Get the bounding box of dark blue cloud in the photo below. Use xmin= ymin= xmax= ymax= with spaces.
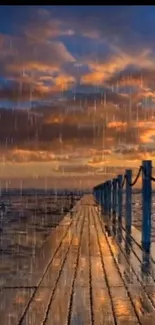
xmin=0 ymin=5 xmax=155 ymax=109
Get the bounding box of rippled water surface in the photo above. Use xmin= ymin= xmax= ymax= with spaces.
xmin=122 ymin=192 xmax=155 ymax=242
xmin=0 ymin=190 xmax=80 ymax=285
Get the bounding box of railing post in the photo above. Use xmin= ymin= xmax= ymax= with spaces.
xmin=95 ymin=187 xmax=98 ymax=203
xmin=142 ymin=160 xmax=152 ymax=253
xmin=104 ymin=181 xmax=108 ymax=214
xmin=96 ymin=188 xmax=98 ymax=203
xmin=116 ymin=176 xmax=122 ymax=242
xmin=100 ymin=184 xmax=104 ymax=214
xmin=125 ymin=169 xmax=132 ymax=235
xmin=112 ymin=178 xmax=117 ymax=216
xmin=97 ymin=187 xmax=100 ymax=205
xmin=118 ymin=175 xmax=123 ymax=223
xmin=106 ymin=181 xmax=109 ymax=215
xmin=104 ymin=181 xmax=108 ymax=215
xmin=102 ymin=183 xmax=104 ymax=212
xmin=93 ymin=188 xmax=95 ymax=200
xmin=108 ymin=180 xmax=112 ymax=217
xmin=112 ymin=178 xmax=117 ymax=235
xmin=99 ymin=185 xmax=102 ymax=205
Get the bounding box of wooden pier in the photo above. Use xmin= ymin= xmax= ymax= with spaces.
xmin=1 ymin=194 xmax=155 ymax=325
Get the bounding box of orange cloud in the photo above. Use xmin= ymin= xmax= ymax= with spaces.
xmin=0 ymin=30 xmax=75 ymax=101
xmin=107 ymin=121 xmax=127 ymax=129
xmin=140 ymin=129 xmax=155 ymax=144
xmin=81 ymin=48 xmax=155 ymax=86
xmin=134 ymin=120 xmax=155 ymax=144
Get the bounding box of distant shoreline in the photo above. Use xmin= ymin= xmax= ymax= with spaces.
xmin=0 ymin=188 xmax=152 ymax=197
xmin=0 ymin=188 xmax=91 ymax=196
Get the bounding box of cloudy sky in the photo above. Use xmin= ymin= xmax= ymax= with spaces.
xmin=0 ymin=5 xmax=154 ymax=188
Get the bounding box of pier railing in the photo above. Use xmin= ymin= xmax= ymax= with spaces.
xmin=93 ymin=160 xmax=154 ymax=253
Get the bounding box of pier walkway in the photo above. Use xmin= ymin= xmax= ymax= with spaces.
xmin=1 ymin=194 xmax=155 ymax=325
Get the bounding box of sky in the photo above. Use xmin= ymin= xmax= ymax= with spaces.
xmin=0 ymin=5 xmax=155 ymax=188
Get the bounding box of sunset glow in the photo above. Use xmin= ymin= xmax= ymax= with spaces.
xmin=0 ymin=6 xmax=155 ymax=188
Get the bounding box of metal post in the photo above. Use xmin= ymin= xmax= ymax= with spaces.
xmin=95 ymin=187 xmax=98 ymax=203
xmin=102 ymin=183 xmax=104 ymax=208
xmin=112 ymin=178 xmax=117 ymax=216
xmin=118 ymin=175 xmax=123 ymax=223
xmin=108 ymin=180 xmax=111 ymax=217
xmin=104 ymin=182 xmax=107 ymax=214
xmin=106 ymin=182 xmax=108 ymax=214
xmin=125 ymin=169 xmax=132 ymax=235
xmin=102 ymin=183 xmax=105 ymax=209
xmin=103 ymin=183 xmax=105 ymax=214
xmin=94 ymin=189 xmax=96 ymax=202
xmin=112 ymin=178 xmax=117 ymax=235
xmin=95 ymin=188 xmax=98 ymax=204
xmin=99 ymin=185 xmax=102 ymax=216
xmin=97 ymin=187 xmax=100 ymax=204
xmin=142 ymin=160 xmax=152 ymax=253
xmin=98 ymin=185 xmax=101 ymax=205
xmin=100 ymin=184 xmax=104 ymax=214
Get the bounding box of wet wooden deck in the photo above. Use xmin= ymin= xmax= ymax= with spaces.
xmin=1 ymin=194 xmax=155 ymax=324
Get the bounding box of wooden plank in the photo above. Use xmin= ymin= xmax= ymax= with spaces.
xmin=69 ymin=206 xmax=91 ymax=325
xmin=45 ymin=209 xmax=85 ymax=325
xmin=93 ymin=209 xmax=123 ymax=287
xmin=93 ymin=206 xmax=140 ymax=325
xmin=89 ymin=206 xmax=115 ymax=325
xmin=110 ymin=287 xmax=140 ymax=325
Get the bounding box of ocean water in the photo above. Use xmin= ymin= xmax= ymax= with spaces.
xmin=0 ymin=190 xmax=81 ymax=286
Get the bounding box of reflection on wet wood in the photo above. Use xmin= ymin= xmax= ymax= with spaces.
xmin=46 ymin=209 xmax=85 ymax=325
xmin=93 ymin=209 xmax=140 ymax=325
xmin=70 ymin=211 xmax=91 ymax=325
xmin=89 ymin=207 xmax=115 ymax=325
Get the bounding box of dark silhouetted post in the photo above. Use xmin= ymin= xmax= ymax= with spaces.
xmin=97 ymin=186 xmax=100 ymax=204
xmin=112 ymin=178 xmax=117 ymax=217
xmin=125 ymin=169 xmax=132 ymax=235
xmin=108 ymin=180 xmax=111 ymax=217
xmin=104 ymin=182 xmax=108 ymax=214
xmin=112 ymin=178 xmax=117 ymax=235
xmin=142 ymin=160 xmax=152 ymax=253
xmin=118 ymin=175 xmax=123 ymax=223
xmin=101 ymin=184 xmax=104 ymax=208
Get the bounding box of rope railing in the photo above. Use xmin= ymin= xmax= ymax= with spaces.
xmin=93 ymin=160 xmax=154 ymax=254
xmin=116 ymin=165 xmax=142 ymax=188
xmin=142 ymin=165 xmax=155 ymax=182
